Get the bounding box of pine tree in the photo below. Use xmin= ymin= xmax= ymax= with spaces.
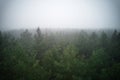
xmin=34 ymin=27 xmax=44 ymax=60
xmin=20 ymin=29 xmax=33 ymax=55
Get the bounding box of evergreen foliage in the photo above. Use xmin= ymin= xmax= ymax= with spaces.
xmin=0 ymin=28 xmax=120 ymax=80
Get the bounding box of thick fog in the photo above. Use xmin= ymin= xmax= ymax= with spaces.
xmin=0 ymin=0 xmax=120 ymax=30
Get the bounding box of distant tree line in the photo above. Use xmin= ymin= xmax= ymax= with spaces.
xmin=0 ymin=28 xmax=120 ymax=80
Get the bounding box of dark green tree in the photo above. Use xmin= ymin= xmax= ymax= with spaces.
xmin=20 ymin=29 xmax=34 ymax=55
xmin=34 ymin=27 xmax=45 ymax=60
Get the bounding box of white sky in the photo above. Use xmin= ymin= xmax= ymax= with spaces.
xmin=0 ymin=0 xmax=119 ymax=30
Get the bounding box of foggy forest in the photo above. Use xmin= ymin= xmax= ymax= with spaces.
xmin=0 ymin=28 xmax=120 ymax=80
xmin=0 ymin=0 xmax=120 ymax=80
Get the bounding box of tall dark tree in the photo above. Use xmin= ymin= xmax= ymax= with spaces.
xmin=88 ymin=32 xmax=99 ymax=57
xmin=100 ymin=31 xmax=108 ymax=49
xmin=20 ymin=29 xmax=33 ymax=55
xmin=109 ymin=30 xmax=120 ymax=62
xmin=34 ymin=27 xmax=44 ymax=60
xmin=111 ymin=30 xmax=118 ymax=42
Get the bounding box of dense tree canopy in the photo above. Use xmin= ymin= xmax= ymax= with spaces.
xmin=0 ymin=28 xmax=120 ymax=80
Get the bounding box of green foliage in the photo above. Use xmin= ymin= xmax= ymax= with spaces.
xmin=0 ymin=29 xmax=120 ymax=80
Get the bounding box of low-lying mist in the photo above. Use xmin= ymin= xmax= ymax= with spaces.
xmin=0 ymin=0 xmax=120 ymax=80
xmin=1 ymin=27 xmax=120 ymax=80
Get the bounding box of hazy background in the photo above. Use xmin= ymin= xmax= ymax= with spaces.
xmin=0 ymin=0 xmax=120 ymax=30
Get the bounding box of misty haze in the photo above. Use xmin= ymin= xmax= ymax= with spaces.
xmin=0 ymin=0 xmax=120 ymax=80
